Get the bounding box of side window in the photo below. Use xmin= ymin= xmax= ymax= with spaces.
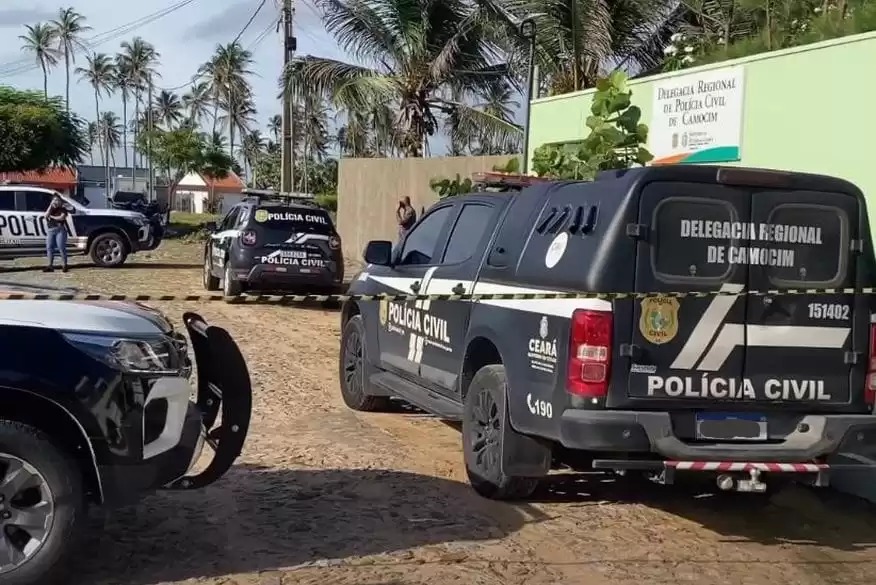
xmin=22 ymin=190 xmax=53 ymax=212
xmin=398 ymin=206 xmax=454 ymax=266
xmin=0 ymin=192 xmax=15 ymax=211
xmin=237 ymin=206 xmax=251 ymax=227
xmin=442 ymin=204 xmax=494 ymax=264
xmin=220 ymin=207 xmax=240 ymax=231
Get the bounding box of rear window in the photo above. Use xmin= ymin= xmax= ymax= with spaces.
xmin=250 ymin=206 xmax=334 ymax=234
xmin=764 ymin=203 xmax=848 ymax=286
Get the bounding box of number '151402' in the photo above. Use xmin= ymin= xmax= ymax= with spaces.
xmin=808 ymin=303 xmax=850 ymax=320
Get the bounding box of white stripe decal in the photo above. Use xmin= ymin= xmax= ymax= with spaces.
xmin=697 ymin=323 xmax=850 ymax=372
xmin=670 ymin=283 xmax=745 ymax=370
xmin=416 ymin=267 xmax=439 ymax=310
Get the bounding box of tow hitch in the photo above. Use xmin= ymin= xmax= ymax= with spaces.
xmin=165 ymin=312 xmax=253 ymax=490
xmin=717 ymin=469 xmax=767 ymax=493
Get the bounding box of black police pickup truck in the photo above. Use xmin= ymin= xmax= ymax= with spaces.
xmin=339 ymin=165 xmax=876 ymax=499
xmin=0 ymin=186 xmax=160 ymax=267
xmin=203 ymin=198 xmax=344 ymax=296
xmin=0 ymin=285 xmax=251 ymax=584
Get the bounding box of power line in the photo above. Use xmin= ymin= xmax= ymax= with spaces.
xmin=157 ymin=1 xmax=279 ymax=93
xmin=0 ymin=0 xmax=200 ymax=78
xmin=232 ymin=0 xmax=269 ymax=46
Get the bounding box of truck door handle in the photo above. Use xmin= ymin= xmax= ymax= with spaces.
xmin=410 ymin=281 xmax=421 ymax=293
xmin=452 ymin=283 xmax=466 ymax=295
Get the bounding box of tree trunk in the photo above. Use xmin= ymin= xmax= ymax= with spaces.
xmin=94 ymin=92 xmax=104 ymax=166
xmin=64 ymin=50 xmax=71 ymax=112
xmin=122 ymin=92 xmax=129 ymax=167
xmin=133 ymin=91 xmax=141 ymax=170
xmin=212 ymin=100 xmax=219 ymax=135
xmin=42 ymin=62 xmax=48 ymax=100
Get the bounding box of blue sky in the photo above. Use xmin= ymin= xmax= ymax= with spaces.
xmin=0 ymin=0 xmax=369 ymax=165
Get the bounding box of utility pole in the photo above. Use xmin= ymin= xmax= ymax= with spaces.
xmin=147 ymin=74 xmax=155 ymax=203
xmin=280 ymin=0 xmax=297 ymax=193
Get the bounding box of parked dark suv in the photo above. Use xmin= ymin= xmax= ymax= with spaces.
xmin=202 ymin=199 xmax=344 ymax=296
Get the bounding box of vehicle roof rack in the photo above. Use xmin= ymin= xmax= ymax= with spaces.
xmin=241 ymin=188 xmax=319 ymax=207
xmin=471 ymin=172 xmax=552 ymax=192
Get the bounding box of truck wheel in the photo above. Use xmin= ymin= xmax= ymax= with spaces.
xmin=203 ymin=254 xmax=220 ymax=291
xmin=0 ymin=420 xmax=84 ymax=585
xmin=462 ymin=365 xmax=539 ymax=500
xmin=339 ymin=315 xmax=390 ymax=411
xmin=223 ymin=263 xmax=242 ymax=298
xmin=90 ymin=232 xmax=129 ymax=267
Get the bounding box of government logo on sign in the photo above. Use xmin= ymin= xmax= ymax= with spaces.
xmin=539 ymin=316 xmax=548 ymax=339
xmin=254 ymin=209 xmax=269 ymax=223
xmin=639 ymin=296 xmax=679 ymax=345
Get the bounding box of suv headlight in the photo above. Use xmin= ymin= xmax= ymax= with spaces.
xmin=130 ymin=216 xmax=148 ymax=226
xmin=63 ymin=333 xmax=178 ymax=374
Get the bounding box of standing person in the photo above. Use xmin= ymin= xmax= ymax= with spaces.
xmin=396 ymin=196 xmax=417 ymax=239
xmin=44 ymin=194 xmax=70 ymax=273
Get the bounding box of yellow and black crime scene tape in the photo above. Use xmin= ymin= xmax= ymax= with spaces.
xmin=0 ymin=287 xmax=875 ymax=302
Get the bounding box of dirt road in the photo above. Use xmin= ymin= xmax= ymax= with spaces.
xmin=3 ymin=242 xmax=876 ymax=585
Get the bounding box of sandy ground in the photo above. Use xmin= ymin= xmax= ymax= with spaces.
xmin=2 ymin=241 xmax=876 ymax=585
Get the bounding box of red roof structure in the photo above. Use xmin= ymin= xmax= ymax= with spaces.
xmin=0 ymin=167 xmax=77 ymax=189
xmin=202 ymin=172 xmax=244 ymax=192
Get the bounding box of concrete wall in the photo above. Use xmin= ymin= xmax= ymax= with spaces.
xmin=527 ymin=31 xmax=876 ymax=239
xmin=337 ymin=154 xmax=517 ymax=262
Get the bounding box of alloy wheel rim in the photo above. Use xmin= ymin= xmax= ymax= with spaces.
xmin=0 ymin=454 xmax=54 ymax=574
xmin=343 ymin=330 xmax=363 ymax=397
xmin=469 ymin=389 xmax=500 ymax=474
xmin=96 ymin=239 xmax=122 ymax=263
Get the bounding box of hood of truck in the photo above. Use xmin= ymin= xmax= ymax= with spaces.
xmin=0 ymin=283 xmax=172 ymax=335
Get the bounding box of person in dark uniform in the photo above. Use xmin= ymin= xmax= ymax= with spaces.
xmin=44 ymin=194 xmax=70 ymax=273
xmin=396 ymin=196 xmax=417 ymax=239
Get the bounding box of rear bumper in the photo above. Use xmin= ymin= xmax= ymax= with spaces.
xmin=238 ymin=262 xmax=342 ymax=290
xmin=559 ymin=409 xmax=876 ymax=462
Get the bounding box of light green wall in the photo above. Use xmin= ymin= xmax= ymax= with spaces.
xmin=528 ymin=31 xmax=876 ymax=239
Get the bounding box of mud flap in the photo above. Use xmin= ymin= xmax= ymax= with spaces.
xmin=165 ymin=312 xmax=253 ymax=490
xmin=500 ymin=392 xmax=552 ymax=478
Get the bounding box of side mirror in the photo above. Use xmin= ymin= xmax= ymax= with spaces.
xmin=363 ymin=240 xmax=393 ymax=266
xmin=203 ymin=221 xmax=217 ymax=232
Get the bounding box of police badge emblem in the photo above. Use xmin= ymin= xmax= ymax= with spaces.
xmin=539 ymin=316 xmax=548 ymax=339
xmin=639 ymin=296 xmax=680 ymax=345
xmin=378 ymin=299 xmax=388 ymax=327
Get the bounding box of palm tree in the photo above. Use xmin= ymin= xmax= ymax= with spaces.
xmin=87 ymin=121 xmax=98 ymax=165
xmin=113 ymin=56 xmax=134 ymax=166
xmin=284 ymin=0 xmax=520 ymax=157
xmin=267 ymin=114 xmax=282 ymax=143
xmin=19 ymin=23 xmax=60 ymax=99
xmin=76 ymin=52 xmax=115 ymax=166
xmin=241 ymin=130 xmax=266 ymax=184
xmin=209 ymin=131 xmax=229 ymax=153
xmin=218 ymin=88 xmax=256 ymax=161
xmin=182 ymin=81 xmax=212 ymax=127
xmin=99 ymin=111 xmax=123 ymax=167
xmin=199 ymin=42 xmax=255 ymax=155
xmin=51 ymin=8 xmax=91 ymax=111
xmin=480 ymin=0 xmax=686 ymax=95
xmin=154 ymin=90 xmax=184 ymax=129
xmin=120 ymin=37 xmax=160 ymax=169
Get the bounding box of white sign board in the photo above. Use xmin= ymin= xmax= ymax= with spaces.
xmin=649 ymin=66 xmax=745 ymax=165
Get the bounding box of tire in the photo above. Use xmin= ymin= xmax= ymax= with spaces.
xmin=203 ymin=252 xmax=220 ymax=291
xmin=0 ymin=420 xmax=85 ymax=585
xmin=89 ymin=232 xmax=129 ymax=267
xmin=223 ymin=263 xmax=242 ymax=298
xmin=462 ymin=365 xmax=539 ymax=500
xmin=338 ymin=315 xmax=391 ymax=412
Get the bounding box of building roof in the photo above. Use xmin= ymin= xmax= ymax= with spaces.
xmin=0 ymin=167 xmax=77 ymax=186
xmin=203 ymin=171 xmax=244 ymax=191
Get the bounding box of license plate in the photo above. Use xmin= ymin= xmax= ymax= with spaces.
xmin=695 ymin=412 xmax=767 ymax=441
xmin=279 ymin=250 xmax=307 ymax=259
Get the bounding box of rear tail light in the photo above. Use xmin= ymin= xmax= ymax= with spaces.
xmin=240 ymin=230 xmax=257 ymax=246
xmin=866 ymin=324 xmax=876 ymax=410
xmin=566 ymin=309 xmax=612 ymax=398
xmin=329 ymin=235 xmax=341 ymax=250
